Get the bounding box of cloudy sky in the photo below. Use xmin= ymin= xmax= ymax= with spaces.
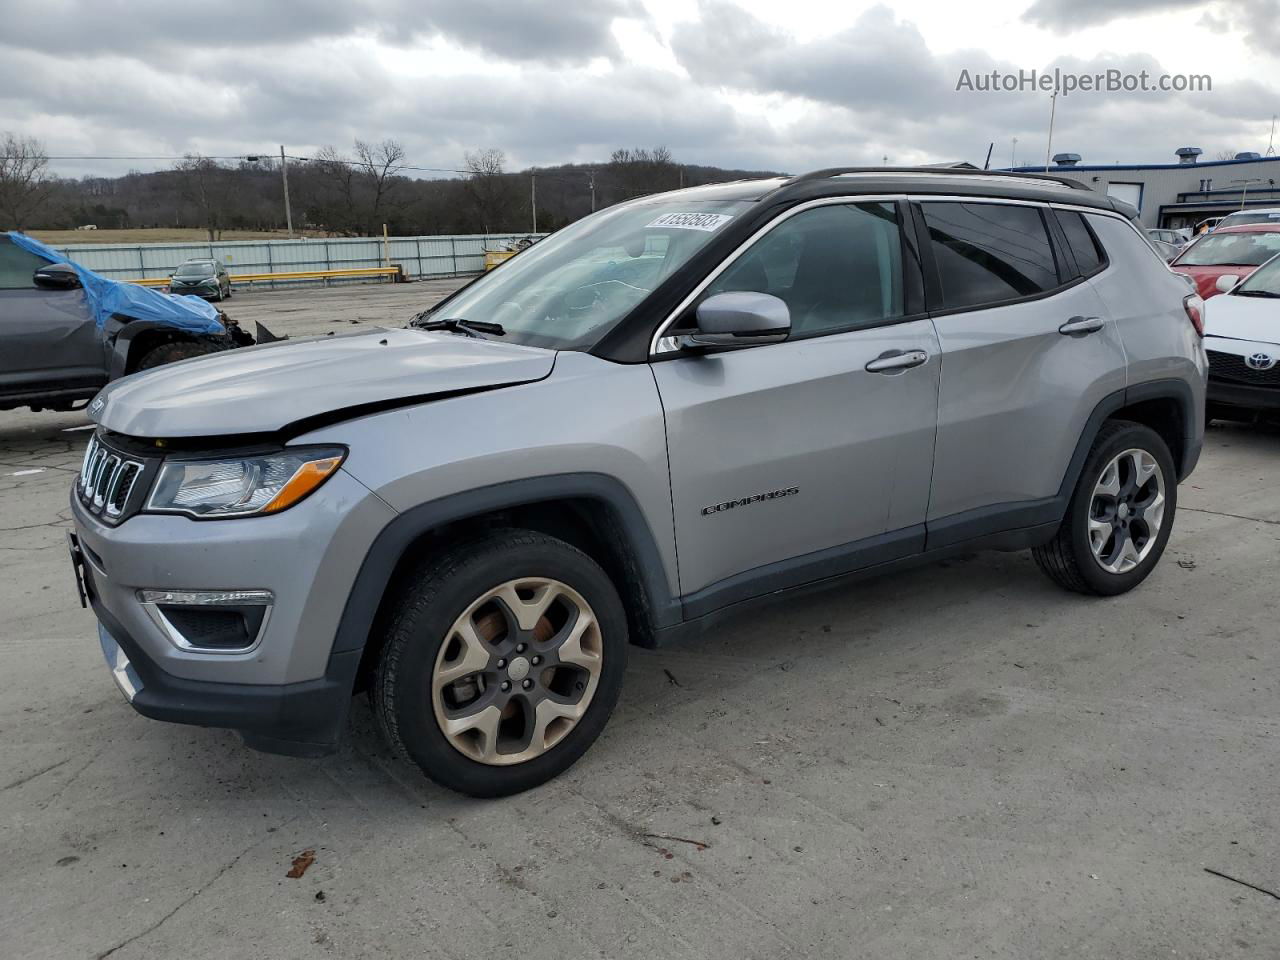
xmin=0 ymin=0 xmax=1275 ymax=180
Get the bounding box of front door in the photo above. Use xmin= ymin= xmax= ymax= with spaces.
xmin=651 ymin=200 xmax=941 ymax=614
xmin=0 ymin=237 xmax=103 ymax=394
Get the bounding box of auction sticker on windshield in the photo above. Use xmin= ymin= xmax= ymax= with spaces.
xmin=647 ymin=212 xmax=734 ymax=231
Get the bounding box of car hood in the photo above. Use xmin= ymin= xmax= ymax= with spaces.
xmin=1171 ymin=264 xmax=1257 ymax=300
xmin=91 ymin=327 xmax=557 ymax=438
xmin=1204 ymin=294 xmax=1280 ymax=346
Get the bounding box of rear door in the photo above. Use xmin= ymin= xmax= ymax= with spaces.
xmin=0 ymin=236 xmax=105 ymax=394
xmin=915 ymin=199 xmax=1126 ymax=547
xmin=651 ymin=199 xmax=940 ymax=612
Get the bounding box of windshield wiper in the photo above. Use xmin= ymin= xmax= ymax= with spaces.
xmin=1234 ymin=289 xmax=1280 ymax=298
xmin=410 ymin=317 xmax=506 ymax=337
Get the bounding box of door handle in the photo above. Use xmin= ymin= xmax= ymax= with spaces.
xmin=1059 ymin=316 xmax=1105 ymax=336
xmin=865 ymin=349 xmax=929 ymax=374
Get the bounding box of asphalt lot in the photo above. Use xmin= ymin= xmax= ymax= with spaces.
xmin=2 ymin=282 xmax=1279 ymax=959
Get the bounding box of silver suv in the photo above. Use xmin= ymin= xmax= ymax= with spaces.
xmin=68 ymin=169 xmax=1207 ymax=797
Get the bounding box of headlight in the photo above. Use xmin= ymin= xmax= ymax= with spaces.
xmin=145 ymin=447 xmax=345 ymax=518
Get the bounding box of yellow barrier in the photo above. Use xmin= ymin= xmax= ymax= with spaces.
xmin=484 ymin=250 xmax=518 ymax=271
xmin=129 ymin=266 xmax=403 ymax=288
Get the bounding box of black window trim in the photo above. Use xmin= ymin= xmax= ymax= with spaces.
xmin=648 ymin=194 xmax=928 ymax=356
xmin=912 ymin=196 xmax=1084 ymax=319
xmin=1050 ymin=206 xmax=1110 ymax=281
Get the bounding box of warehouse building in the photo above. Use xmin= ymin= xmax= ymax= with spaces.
xmin=1006 ymin=148 xmax=1280 ymax=229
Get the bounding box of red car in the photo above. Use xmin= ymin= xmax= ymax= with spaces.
xmin=1170 ymin=224 xmax=1280 ymax=299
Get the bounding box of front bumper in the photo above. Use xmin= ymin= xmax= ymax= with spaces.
xmin=1207 ymin=378 xmax=1280 ymax=411
xmin=69 ymin=463 xmax=398 ymax=754
xmin=91 ymin=597 xmax=358 ymax=756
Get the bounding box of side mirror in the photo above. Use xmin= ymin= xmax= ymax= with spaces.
xmin=33 ymin=263 xmax=81 ymax=290
xmin=681 ymin=291 xmax=790 ymax=350
xmin=1215 ymin=274 xmax=1240 ymax=294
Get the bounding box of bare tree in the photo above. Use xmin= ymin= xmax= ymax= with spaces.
xmin=173 ymin=155 xmax=233 ymax=241
xmin=463 ymin=148 xmax=516 ymax=233
xmin=353 ymin=138 xmax=407 ymax=234
xmin=0 ymin=132 xmax=55 ymax=230
xmin=309 ymin=144 xmax=360 ymax=234
xmin=608 ymin=146 xmax=678 ymax=199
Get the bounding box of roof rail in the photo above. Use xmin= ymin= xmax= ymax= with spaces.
xmin=784 ymin=166 xmax=1094 ymax=191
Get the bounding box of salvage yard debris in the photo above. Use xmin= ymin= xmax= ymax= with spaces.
xmin=286 ymin=849 xmax=317 ymax=879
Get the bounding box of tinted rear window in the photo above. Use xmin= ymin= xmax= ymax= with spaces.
xmin=920 ymin=202 xmax=1058 ymax=310
xmin=1058 ymin=211 xmax=1105 ymax=274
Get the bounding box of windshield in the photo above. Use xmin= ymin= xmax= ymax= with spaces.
xmin=1220 ymin=212 xmax=1280 ymax=227
xmin=1235 ymin=254 xmax=1280 ymax=296
xmin=417 ymin=198 xmax=752 ymax=350
xmin=1176 ymin=231 xmax=1280 ymax=266
xmin=175 ymin=261 xmax=216 ymax=278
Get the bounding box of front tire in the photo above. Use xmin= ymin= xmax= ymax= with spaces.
xmin=133 ymin=339 xmax=223 ymax=371
xmin=373 ymin=530 xmax=627 ymax=797
xmin=1033 ymin=420 xmax=1177 ymax=596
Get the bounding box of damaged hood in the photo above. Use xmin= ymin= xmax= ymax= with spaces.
xmin=91 ymin=327 xmax=557 ymax=438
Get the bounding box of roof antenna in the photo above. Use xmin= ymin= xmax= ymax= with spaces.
xmin=1268 ymin=114 xmax=1277 ymax=157
xmin=983 ymin=142 xmax=994 ymax=170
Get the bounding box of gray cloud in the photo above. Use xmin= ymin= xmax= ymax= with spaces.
xmin=669 ymin=2 xmax=1278 ymax=169
xmin=1020 ymin=0 xmax=1279 ymax=54
xmin=1021 ymin=0 xmax=1206 ymax=29
xmin=0 ymin=0 xmax=1273 ymax=183
xmin=0 ymin=0 xmax=644 ymax=64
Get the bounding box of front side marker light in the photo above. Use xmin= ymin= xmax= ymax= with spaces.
xmin=262 ymin=456 xmax=344 ymax=514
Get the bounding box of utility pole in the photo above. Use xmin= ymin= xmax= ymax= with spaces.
xmin=531 ymin=171 xmax=537 ymax=234
xmin=279 ymin=145 xmax=294 ymax=237
xmin=588 ymin=170 xmax=596 ymax=213
xmin=1011 ymin=137 xmax=1018 ymax=169
xmin=1044 ymin=93 xmax=1057 ymax=172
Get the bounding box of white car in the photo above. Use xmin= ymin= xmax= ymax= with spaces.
xmin=1204 ymin=252 xmax=1280 ymax=421
xmin=1217 ymin=207 xmax=1280 ymax=229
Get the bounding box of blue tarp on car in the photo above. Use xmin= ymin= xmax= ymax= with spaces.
xmin=7 ymin=232 xmax=224 ymax=336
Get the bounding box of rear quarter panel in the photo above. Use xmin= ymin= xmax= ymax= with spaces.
xmin=1083 ymin=213 xmax=1207 ymax=440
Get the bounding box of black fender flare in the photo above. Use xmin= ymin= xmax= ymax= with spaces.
xmin=105 ymin=317 xmax=229 ymax=380
xmin=325 ymin=472 xmax=682 ymax=678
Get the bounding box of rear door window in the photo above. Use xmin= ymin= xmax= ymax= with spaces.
xmin=920 ymin=201 xmax=1059 ymax=310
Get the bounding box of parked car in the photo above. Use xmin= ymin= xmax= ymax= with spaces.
xmin=167 ymin=258 xmax=232 ymax=301
xmin=1203 ymin=252 xmax=1280 ymax=421
xmin=0 ymin=232 xmax=254 ymax=413
xmin=1148 ymin=228 xmax=1190 ymax=248
xmin=1149 ymin=237 xmax=1183 ymax=263
xmin=69 ymin=168 xmax=1206 ymax=797
xmin=1216 ymin=207 xmax=1280 ymax=229
xmin=1169 ymin=224 xmax=1280 ymax=299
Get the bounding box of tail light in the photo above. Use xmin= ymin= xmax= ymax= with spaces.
xmin=1183 ymin=294 xmax=1205 ymax=337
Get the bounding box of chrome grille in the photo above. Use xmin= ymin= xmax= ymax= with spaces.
xmin=77 ymin=435 xmax=145 ymax=521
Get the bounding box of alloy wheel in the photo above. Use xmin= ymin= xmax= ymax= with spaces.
xmin=430 ymin=577 xmax=604 ymax=765
xmin=1087 ymin=448 xmax=1166 ymax=574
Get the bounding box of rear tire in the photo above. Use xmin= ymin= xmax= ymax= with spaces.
xmin=1033 ymin=420 xmax=1177 ymax=596
xmin=372 ymin=530 xmax=627 ymax=797
xmin=133 ymin=339 xmax=222 ymax=371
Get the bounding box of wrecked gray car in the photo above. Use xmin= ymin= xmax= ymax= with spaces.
xmin=0 ymin=231 xmax=258 ymax=413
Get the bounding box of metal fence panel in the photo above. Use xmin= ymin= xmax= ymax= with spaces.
xmin=52 ymin=233 xmax=545 ymax=284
